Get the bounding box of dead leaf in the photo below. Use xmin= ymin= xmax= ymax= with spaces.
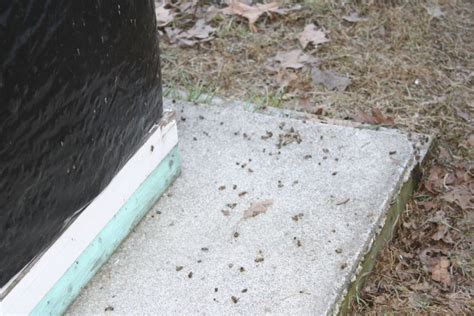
xmin=275 ymin=71 xmax=298 ymax=89
xmin=311 ymin=68 xmax=351 ymax=92
xmin=298 ymin=24 xmax=329 ymax=49
xmin=432 ymin=225 xmax=448 ymax=241
xmin=342 ymin=12 xmax=368 ymax=23
xmin=182 ymin=19 xmax=216 ymax=40
xmin=427 ymin=210 xmax=447 ymax=224
xmin=266 ymin=4 xmax=302 ymax=15
xmin=419 ymin=247 xmax=451 ymax=286
xmin=155 ymin=4 xmax=175 ymax=27
xmin=272 ymin=49 xmax=318 ymax=70
xmin=204 ymin=5 xmax=222 ymax=23
xmin=223 ymin=1 xmax=301 ymax=32
xmin=166 ymin=19 xmax=216 ymax=46
xmin=432 ymin=258 xmax=451 ymax=286
xmin=371 ymin=109 xmax=394 ymax=125
xmin=442 ymin=184 xmax=473 ymax=210
xmin=419 ymin=247 xmax=444 ymax=268
xmin=426 ymin=4 xmax=444 ymax=18
xmin=354 ymin=108 xmax=394 ymax=126
xmin=175 ymin=0 xmax=195 ymax=13
xmin=431 ymin=224 xmax=454 ymax=244
xmin=438 ymin=146 xmax=451 ymax=161
xmin=419 ymin=200 xmax=436 ymax=211
xmin=354 ymin=111 xmax=379 ymax=125
xmin=243 ymin=200 xmax=273 ymax=219
xmin=424 ymin=165 xmax=444 ymax=193
xmin=223 ymin=1 xmax=281 ymax=32
xmin=445 ymin=167 xmax=468 ymax=186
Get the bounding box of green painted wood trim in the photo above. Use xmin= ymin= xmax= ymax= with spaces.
xmin=31 ymin=145 xmax=181 ymax=316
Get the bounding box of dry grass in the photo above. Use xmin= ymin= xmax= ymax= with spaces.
xmin=160 ymin=0 xmax=473 ymax=313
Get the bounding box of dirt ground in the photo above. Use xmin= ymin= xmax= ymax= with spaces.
xmin=157 ymin=0 xmax=473 ymax=314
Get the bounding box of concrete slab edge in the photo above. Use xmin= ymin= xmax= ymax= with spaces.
xmin=164 ymin=90 xmax=434 ymax=315
xmin=333 ymin=136 xmax=434 ymax=315
xmin=163 ymin=88 xmax=431 ymax=148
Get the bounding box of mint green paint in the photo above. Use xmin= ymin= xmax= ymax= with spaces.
xmin=31 ymin=146 xmax=181 ymax=316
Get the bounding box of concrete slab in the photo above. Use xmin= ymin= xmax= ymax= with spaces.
xmin=68 ymin=99 xmax=427 ymax=315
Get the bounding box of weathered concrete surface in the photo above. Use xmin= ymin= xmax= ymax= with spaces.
xmin=68 ymin=99 xmax=426 ymax=315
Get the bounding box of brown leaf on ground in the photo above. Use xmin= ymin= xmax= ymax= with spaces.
xmin=445 ymin=164 xmax=470 ymax=186
xmin=155 ymin=4 xmax=175 ymax=27
xmin=166 ymin=19 xmax=216 ymax=46
xmin=442 ymin=184 xmax=473 ymax=210
xmin=419 ymin=200 xmax=437 ymax=211
xmin=274 ymin=4 xmax=302 ymax=15
xmin=174 ymin=0 xmax=198 ymax=13
xmin=311 ymin=67 xmax=351 ymax=92
xmin=427 ymin=210 xmax=448 ymax=224
xmin=204 ymin=5 xmax=222 ymax=23
xmin=342 ymin=12 xmax=368 ymax=23
xmin=354 ymin=108 xmax=394 ymax=126
xmin=272 ymin=49 xmax=318 ymax=70
xmin=275 ymin=71 xmax=298 ymax=89
xmin=431 ymin=224 xmax=454 ymax=244
xmin=419 ymin=247 xmax=451 ymax=286
xmin=298 ymin=24 xmax=329 ymax=49
xmin=371 ymin=108 xmax=394 ymax=125
xmin=432 ymin=258 xmax=451 ymax=286
xmin=243 ymin=200 xmax=273 ymax=219
xmin=223 ymin=1 xmax=281 ymax=32
xmin=424 ymin=165 xmax=444 ymax=193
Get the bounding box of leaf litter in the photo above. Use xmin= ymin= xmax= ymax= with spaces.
xmin=354 ymin=108 xmax=395 ymax=126
xmin=155 ymin=3 xmax=175 ymax=27
xmin=222 ymin=1 xmax=299 ymax=32
xmin=419 ymin=247 xmax=451 ymax=287
xmin=298 ymin=24 xmax=329 ymax=49
xmin=311 ymin=67 xmax=351 ymax=92
xmin=165 ymin=19 xmax=216 ymax=46
xmin=270 ymin=49 xmax=319 ymax=70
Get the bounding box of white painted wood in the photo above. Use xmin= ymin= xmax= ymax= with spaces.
xmin=0 ymin=112 xmax=178 ymax=315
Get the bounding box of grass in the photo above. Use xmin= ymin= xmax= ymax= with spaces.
xmin=250 ymin=88 xmax=286 ymax=109
xmin=159 ymin=0 xmax=473 ymax=313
